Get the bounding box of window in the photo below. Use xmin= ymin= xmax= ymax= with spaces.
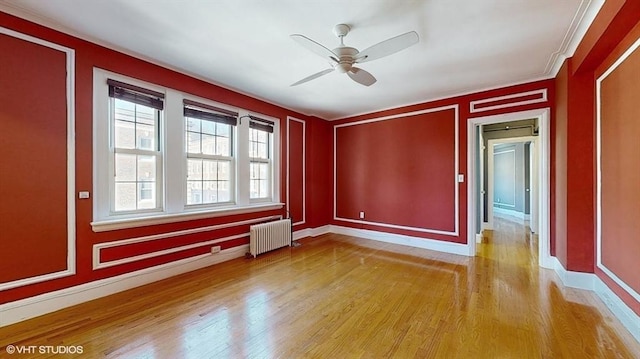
xmin=109 ymin=79 xmax=163 ymax=213
xmin=93 ymin=70 xmax=281 ymax=229
xmin=184 ymin=100 xmax=237 ymax=206
xmin=248 ymin=119 xmax=272 ymax=200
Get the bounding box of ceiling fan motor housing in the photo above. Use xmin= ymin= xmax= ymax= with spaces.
xmin=333 ymin=46 xmax=358 ymax=73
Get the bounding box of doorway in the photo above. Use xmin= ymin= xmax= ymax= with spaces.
xmin=466 ymin=108 xmax=552 ymax=268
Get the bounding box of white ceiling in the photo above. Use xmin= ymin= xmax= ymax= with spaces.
xmin=0 ymin=0 xmax=602 ymax=120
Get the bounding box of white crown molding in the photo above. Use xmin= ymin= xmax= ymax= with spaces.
xmin=545 ymin=0 xmax=605 ymax=76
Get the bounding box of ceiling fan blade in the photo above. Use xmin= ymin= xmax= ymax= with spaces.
xmin=291 ymin=68 xmax=335 ymax=86
xmin=290 ymin=34 xmax=339 ymax=63
xmin=356 ymin=31 xmax=419 ymax=63
xmin=347 ymin=67 xmax=377 ymax=86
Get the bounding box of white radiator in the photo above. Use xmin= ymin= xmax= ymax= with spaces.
xmin=249 ymin=219 xmax=292 ymax=257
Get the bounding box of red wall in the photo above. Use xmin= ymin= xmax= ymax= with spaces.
xmin=0 ymin=12 xmax=332 ymax=304
xmin=595 ymin=17 xmax=640 ymax=316
xmin=555 ymin=0 xmax=640 ymax=314
xmin=333 ymin=80 xmax=554 ymax=244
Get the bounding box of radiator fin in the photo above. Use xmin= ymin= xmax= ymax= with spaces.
xmin=249 ymin=219 xmax=292 ymax=257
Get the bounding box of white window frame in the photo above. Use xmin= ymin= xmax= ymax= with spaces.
xmin=92 ymin=69 xmax=282 ymax=232
xmin=184 ymin=101 xmax=236 ymax=208
xmin=249 ymin=126 xmax=273 ymax=202
xmin=109 ymin=98 xmax=163 ymax=215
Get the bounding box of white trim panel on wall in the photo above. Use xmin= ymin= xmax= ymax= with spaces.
xmin=470 ymin=89 xmax=547 ymax=114
xmin=0 ymin=27 xmax=76 ymax=291
xmin=333 ymin=105 xmax=459 ymax=236
xmin=286 ymin=116 xmax=306 ymax=227
xmin=93 ymin=215 xmax=281 ymax=269
xmin=595 ymin=35 xmax=640 ymax=303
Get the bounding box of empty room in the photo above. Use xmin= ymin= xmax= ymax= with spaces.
xmin=0 ymin=1 xmax=639 ymax=358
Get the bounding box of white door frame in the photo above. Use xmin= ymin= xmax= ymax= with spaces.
xmin=467 ymin=108 xmax=553 ymax=268
xmin=487 ymin=136 xmax=537 ymax=227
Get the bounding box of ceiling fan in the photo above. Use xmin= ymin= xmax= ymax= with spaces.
xmin=290 ymin=24 xmax=419 ymax=87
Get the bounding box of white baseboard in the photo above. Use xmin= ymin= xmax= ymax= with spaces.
xmin=292 ymin=225 xmax=331 ymax=241
xmin=476 ymin=233 xmax=483 ymax=243
xmin=551 ymin=257 xmax=640 ymax=344
xmin=594 ymin=279 xmax=640 ymax=343
xmin=482 ymin=222 xmax=493 ymax=230
xmin=329 ymin=225 xmax=470 ymax=257
xmin=493 ymin=206 xmax=527 ymax=220
xmin=0 ymin=245 xmax=248 ymax=327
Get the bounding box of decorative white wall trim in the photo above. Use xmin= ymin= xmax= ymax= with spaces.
xmin=329 ymin=225 xmax=470 ymax=257
xmin=333 ymin=105 xmax=459 ymax=236
xmin=470 ymin=89 xmax=547 ymax=114
xmin=551 ymin=257 xmax=640 ymax=343
xmin=0 ymin=27 xmax=76 ymax=292
xmin=93 ymin=215 xmax=280 ymax=269
xmin=595 ymin=35 xmax=640 ymax=304
xmin=286 ymin=116 xmax=306 ymax=227
xmin=0 ymin=245 xmax=248 ymax=327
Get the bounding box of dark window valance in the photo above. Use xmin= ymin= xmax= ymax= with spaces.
xmin=107 ymin=79 xmax=164 ymax=110
xmin=183 ymin=99 xmax=238 ymax=126
xmin=248 ymin=115 xmax=274 ymax=133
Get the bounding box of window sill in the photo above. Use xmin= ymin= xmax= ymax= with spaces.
xmin=91 ymin=202 xmax=284 ymax=232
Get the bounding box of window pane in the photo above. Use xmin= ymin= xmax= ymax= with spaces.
xmin=187 ymin=131 xmax=201 ymax=154
xmin=203 ymin=181 xmax=217 ymax=203
xmin=202 ymin=160 xmax=217 ymax=181
xmin=115 ymin=182 xmax=137 ymax=211
xmin=136 ymin=104 xmax=156 ymax=126
xmin=137 ymin=155 xmax=156 ymax=181
xmin=115 ymin=153 xmax=136 ymax=181
xmin=187 ymin=159 xmax=202 ymax=181
xmin=250 ymin=162 xmax=269 ymax=199
xmin=136 ymin=123 xmax=155 ymax=150
xmin=137 ymin=182 xmax=156 ymax=209
xmin=201 ymin=120 xmax=215 ymax=135
xmin=114 ymin=120 xmax=135 ymax=149
xmin=257 ymin=143 xmax=267 ymax=159
xmin=201 ymin=134 xmax=215 ymax=155
xmin=216 ymin=136 xmax=230 ymax=156
xmin=114 ymin=99 xmax=135 ymax=122
xmin=258 ymin=179 xmax=267 ymax=198
xmin=186 ymin=117 xmax=200 ymax=133
xmin=218 ymin=161 xmax=230 ymax=180
xmin=218 ymin=181 xmax=230 ymax=202
xmin=259 ymin=162 xmax=268 ymax=178
xmin=186 ymin=181 xmax=202 ymax=205
xmin=217 ymin=123 xmax=230 ymax=137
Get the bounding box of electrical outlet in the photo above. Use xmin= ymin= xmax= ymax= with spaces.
xmin=359 ymin=211 xmax=365 ymax=219
xmin=211 ymin=246 xmax=221 ymax=254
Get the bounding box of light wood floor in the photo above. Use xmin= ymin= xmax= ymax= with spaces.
xmin=1 ymin=218 xmax=639 ymax=358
